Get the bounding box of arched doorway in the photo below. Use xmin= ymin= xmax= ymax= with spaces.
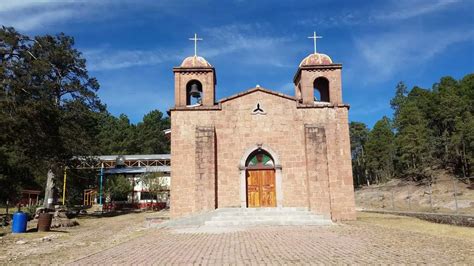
xmin=245 ymin=149 xmax=276 ymax=207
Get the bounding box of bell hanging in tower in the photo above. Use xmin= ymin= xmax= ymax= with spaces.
xmin=189 ymin=83 xmax=201 ymax=98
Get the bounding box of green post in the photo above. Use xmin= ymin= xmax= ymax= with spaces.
xmin=99 ymin=166 xmax=104 ymax=205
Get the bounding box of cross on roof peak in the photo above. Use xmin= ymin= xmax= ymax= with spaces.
xmin=308 ymin=31 xmax=323 ymax=54
xmin=189 ymin=33 xmax=203 ymax=57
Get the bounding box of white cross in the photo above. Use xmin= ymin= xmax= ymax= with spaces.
xmin=189 ymin=33 xmax=203 ymax=57
xmin=308 ymin=31 xmax=322 ymax=54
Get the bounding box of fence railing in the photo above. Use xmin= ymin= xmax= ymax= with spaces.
xmin=355 ymin=177 xmax=473 ymax=215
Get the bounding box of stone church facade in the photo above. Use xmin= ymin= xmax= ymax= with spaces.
xmin=169 ymin=52 xmax=356 ymax=221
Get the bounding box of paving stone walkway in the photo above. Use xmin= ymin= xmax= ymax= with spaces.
xmin=71 ymin=223 xmax=473 ymax=265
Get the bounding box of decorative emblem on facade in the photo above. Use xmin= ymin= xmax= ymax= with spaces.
xmin=251 ymin=102 xmax=266 ymax=115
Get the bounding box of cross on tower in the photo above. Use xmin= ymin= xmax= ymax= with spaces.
xmin=189 ymin=33 xmax=203 ymax=57
xmin=308 ymin=31 xmax=322 ymax=54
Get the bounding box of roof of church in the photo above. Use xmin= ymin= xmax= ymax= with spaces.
xmin=299 ymin=53 xmax=333 ymax=66
xmin=180 ymin=56 xmax=212 ymax=68
xmin=219 ymin=86 xmax=296 ymax=103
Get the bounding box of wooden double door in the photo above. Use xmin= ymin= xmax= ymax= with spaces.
xmin=246 ymin=169 xmax=276 ymax=207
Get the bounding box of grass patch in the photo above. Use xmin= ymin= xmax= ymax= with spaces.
xmin=0 ymin=207 xmax=9 ymax=215
xmin=356 ymin=211 xmax=474 ymax=241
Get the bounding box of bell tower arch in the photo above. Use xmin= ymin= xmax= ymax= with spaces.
xmin=293 ymin=53 xmax=342 ymax=105
xmin=294 ymin=33 xmax=343 ymax=105
xmin=173 ymin=56 xmax=216 ymax=107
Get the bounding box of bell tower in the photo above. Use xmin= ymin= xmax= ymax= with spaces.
xmin=173 ymin=34 xmax=216 ymax=107
xmin=293 ymin=32 xmax=343 ymax=105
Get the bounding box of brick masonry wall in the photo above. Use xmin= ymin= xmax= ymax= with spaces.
xmin=170 ymin=89 xmax=356 ymax=221
xmin=170 ymin=110 xmax=195 ymax=217
xmin=330 ymin=108 xmax=356 ymax=221
xmin=195 ymin=126 xmax=216 ymax=212
xmin=304 ymin=125 xmax=331 ymax=218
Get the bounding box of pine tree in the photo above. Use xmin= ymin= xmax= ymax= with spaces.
xmin=349 ymin=122 xmax=369 ymax=186
xmin=0 ymin=27 xmax=103 ymax=202
xmin=364 ymin=117 xmax=395 ymax=184
xmin=390 ymin=81 xmax=408 ymax=125
xmin=135 ymin=110 xmax=170 ymax=154
xmin=394 ymin=100 xmax=431 ymax=177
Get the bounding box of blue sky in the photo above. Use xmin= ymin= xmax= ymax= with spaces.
xmin=1 ymin=0 xmax=473 ymax=127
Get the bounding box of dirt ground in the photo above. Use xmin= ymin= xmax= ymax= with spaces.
xmin=1 ymin=211 xmax=473 ymax=264
xmin=0 ymin=210 xmax=168 ymax=264
xmin=355 ymin=171 xmax=474 ymax=215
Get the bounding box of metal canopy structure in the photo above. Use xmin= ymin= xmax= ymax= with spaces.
xmin=75 ymin=154 xmax=170 ymax=171
xmin=104 ymin=166 xmax=170 ymax=175
xmin=70 ymin=154 xmax=171 ymax=205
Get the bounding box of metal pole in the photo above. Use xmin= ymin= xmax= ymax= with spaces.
xmin=429 ymin=182 xmax=433 ymax=210
xmin=408 ymin=188 xmax=411 ymax=210
xmin=62 ymin=167 xmax=67 ymax=205
xmin=379 ymin=192 xmax=383 ymax=209
xmin=99 ymin=164 xmax=104 ymax=205
xmin=391 ymin=190 xmax=394 ymax=210
xmin=452 ymin=177 xmax=459 ymax=214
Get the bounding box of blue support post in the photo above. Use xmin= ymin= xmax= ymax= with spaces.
xmin=99 ymin=166 xmax=104 ymax=205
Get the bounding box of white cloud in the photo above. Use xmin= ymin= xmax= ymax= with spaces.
xmin=350 ymin=28 xmax=474 ymax=84
xmin=0 ymin=0 xmax=58 ymax=12
xmin=83 ymin=23 xmax=300 ymax=71
xmin=298 ymin=11 xmax=367 ymax=28
xmin=0 ymin=1 xmax=101 ymax=31
xmin=299 ymin=0 xmax=462 ymax=28
xmin=0 ymin=1 xmax=208 ymax=32
xmin=6 ymin=8 xmax=77 ymax=31
xmin=375 ymin=0 xmax=460 ymax=21
xmin=83 ymin=48 xmax=180 ymax=71
xmin=201 ymin=23 xmax=297 ymax=67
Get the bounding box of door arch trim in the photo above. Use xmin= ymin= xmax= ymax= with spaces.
xmin=239 ymin=144 xmax=283 ymax=208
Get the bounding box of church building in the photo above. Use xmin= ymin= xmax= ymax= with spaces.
xmin=169 ymin=34 xmax=356 ymax=221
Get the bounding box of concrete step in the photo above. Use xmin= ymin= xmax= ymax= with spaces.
xmin=210 ymin=215 xmax=325 ymax=221
xmin=157 ymin=207 xmax=333 ymax=228
xmin=216 ymin=207 xmax=309 ymax=212
xmin=204 ymin=219 xmax=332 ymax=227
xmin=215 ymin=211 xmax=322 ymax=217
xmin=201 ymin=207 xmax=332 ymax=227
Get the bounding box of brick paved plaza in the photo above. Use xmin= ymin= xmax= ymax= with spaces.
xmin=71 ymin=217 xmax=473 ymax=265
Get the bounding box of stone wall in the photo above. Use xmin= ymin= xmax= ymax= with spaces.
xmin=329 ymin=108 xmax=356 ymax=221
xmin=304 ymin=125 xmax=331 ymax=218
xmin=170 ymin=89 xmax=356 ymax=221
xmin=195 ymin=126 xmax=217 ymax=212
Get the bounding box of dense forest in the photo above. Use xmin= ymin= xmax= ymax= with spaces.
xmin=0 ymin=27 xmax=170 ymax=202
xmin=351 ymin=74 xmax=474 ymax=187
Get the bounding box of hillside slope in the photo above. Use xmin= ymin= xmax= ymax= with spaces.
xmin=355 ymin=170 xmax=473 ymax=215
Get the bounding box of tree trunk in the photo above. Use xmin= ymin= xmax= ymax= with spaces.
xmin=461 ymin=139 xmax=467 ymax=178
xmin=356 ymin=157 xmax=361 ymax=186
xmin=43 ymin=168 xmax=56 ymax=210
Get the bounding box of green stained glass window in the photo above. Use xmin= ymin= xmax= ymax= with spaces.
xmin=247 ymin=151 xmax=274 ymax=167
